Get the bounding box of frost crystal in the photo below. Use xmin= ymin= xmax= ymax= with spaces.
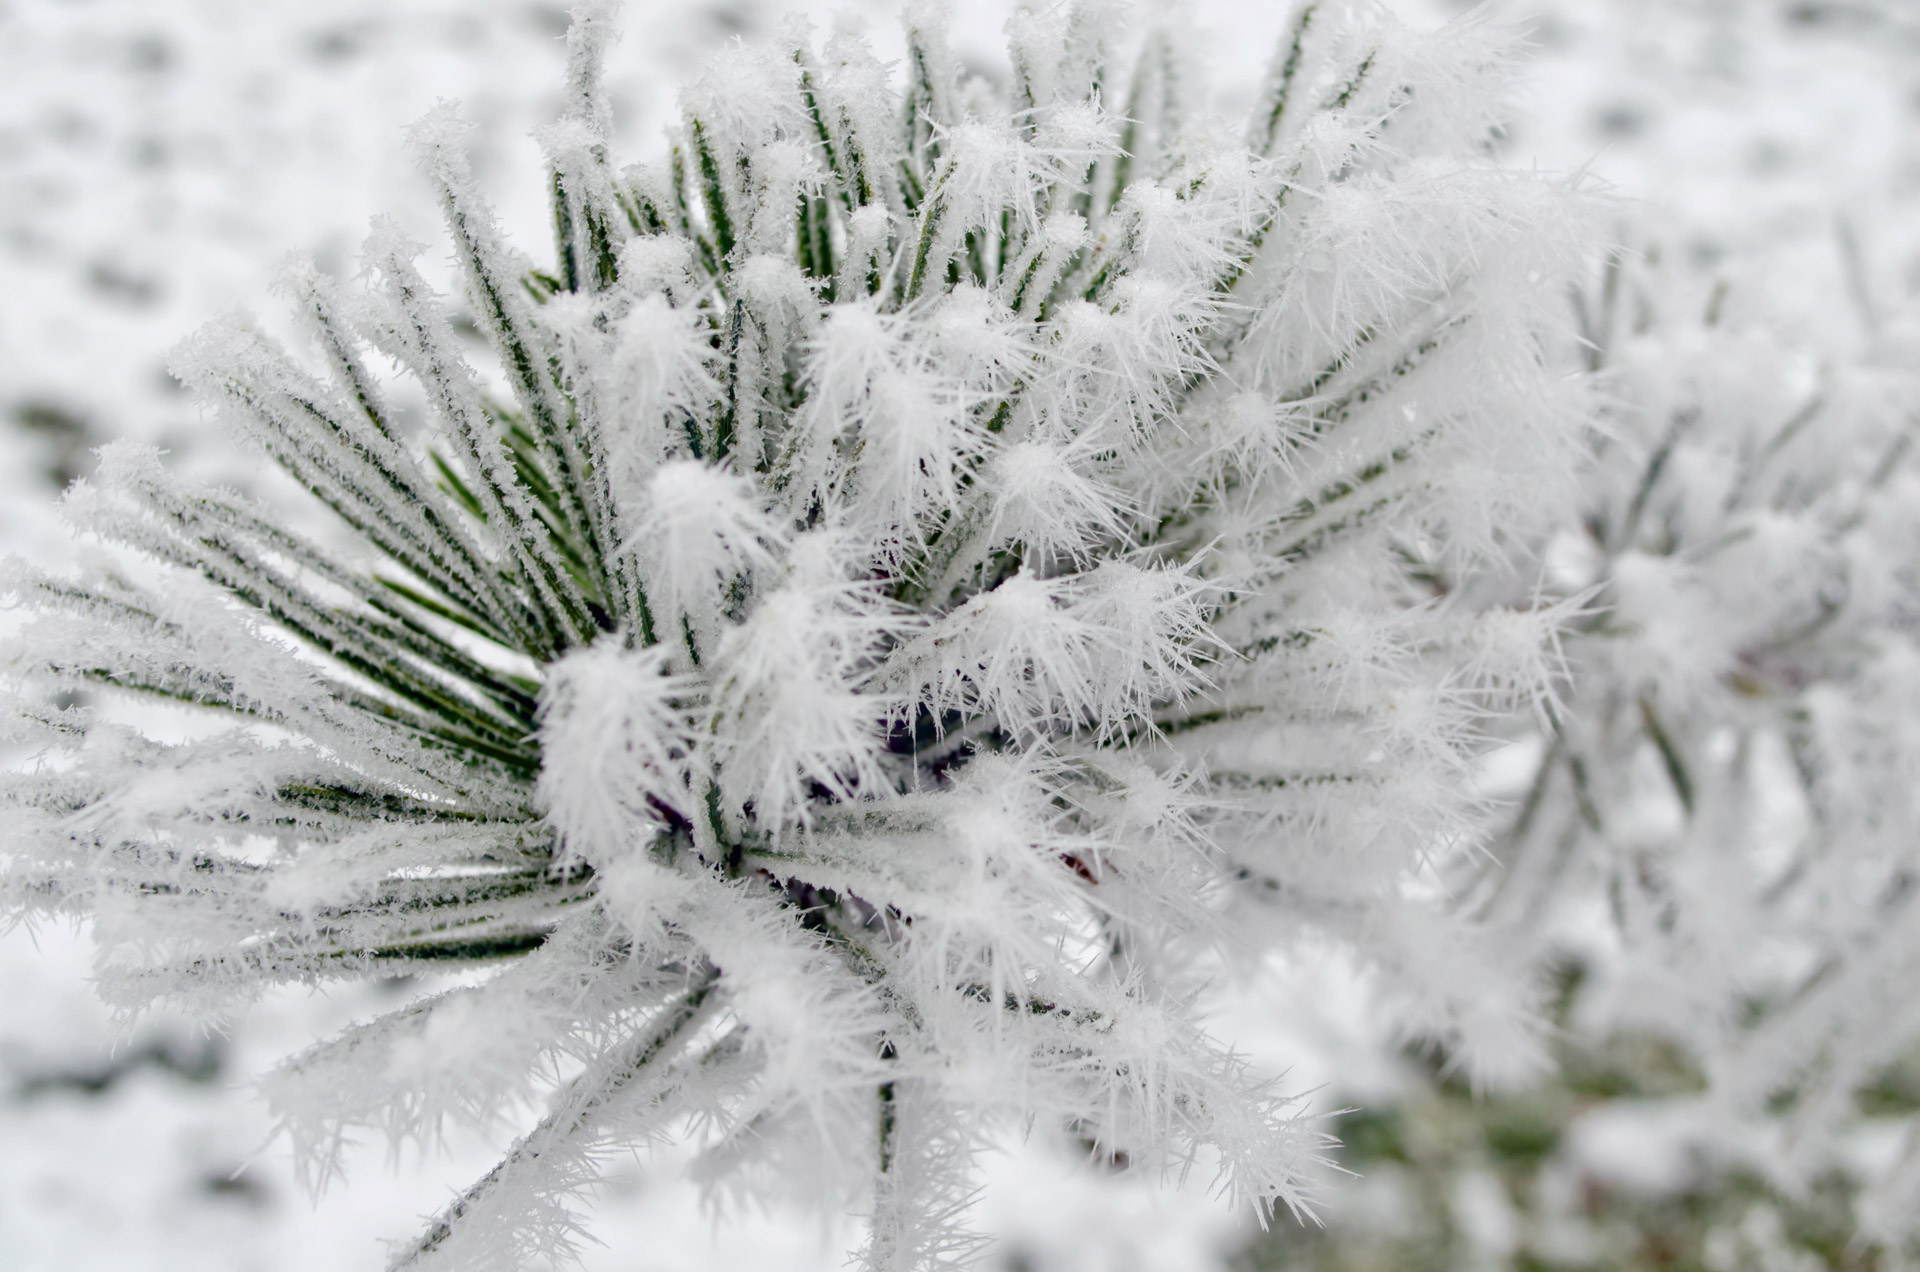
xmin=1 ymin=2 xmax=1592 ymax=1266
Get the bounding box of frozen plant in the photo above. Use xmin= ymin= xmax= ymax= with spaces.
xmin=0 ymin=2 xmax=1593 ymax=1266
xmin=1460 ymin=228 xmax=1920 ymax=1256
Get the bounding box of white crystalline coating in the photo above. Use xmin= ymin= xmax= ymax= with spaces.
xmin=613 ymin=234 xmax=702 ymax=303
xmin=985 ymin=436 xmax=1130 ymax=563
xmin=790 ymin=296 xmax=1017 ymax=543
xmin=1114 ymin=181 xmax=1239 ymax=283
xmin=916 ymin=569 xmax=1106 ymax=736
xmin=567 ymin=292 xmax=718 ymax=523
xmin=631 ymin=460 xmax=782 ymax=650
xmin=0 ymin=2 xmax=1626 ymax=1269
xmin=707 ymin=539 xmax=899 ymax=834
xmin=679 ymin=41 xmax=804 ymax=169
xmin=1604 ymin=550 xmax=1733 ymax=706
xmin=922 ymin=284 xmax=1027 ymax=387
xmin=536 ymin=639 xmax=695 ymax=857
xmin=1067 ymin=559 xmax=1217 ymax=728
xmin=741 ymin=138 xmax=824 ymax=255
xmin=840 ymin=203 xmax=898 ymax=296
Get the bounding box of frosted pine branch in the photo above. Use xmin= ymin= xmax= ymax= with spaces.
xmin=1461 ymin=228 xmax=1920 ymax=1247
xmin=0 ymin=1 xmax=1595 ymax=1266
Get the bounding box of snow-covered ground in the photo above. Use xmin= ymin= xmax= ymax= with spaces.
xmin=4 ymin=0 xmax=1917 ymax=1267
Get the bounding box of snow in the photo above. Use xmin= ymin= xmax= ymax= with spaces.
xmin=4 ymin=0 xmax=1919 ymax=1268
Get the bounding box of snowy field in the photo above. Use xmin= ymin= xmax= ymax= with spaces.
xmin=3 ymin=1 xmax=1918 ymax=1268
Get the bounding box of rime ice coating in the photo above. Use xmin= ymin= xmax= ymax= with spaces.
xmin=1467 ymin=232 xmax=1920 ymax=1247
xmin=0 ymin=2 xmax=1594 ymax=1267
